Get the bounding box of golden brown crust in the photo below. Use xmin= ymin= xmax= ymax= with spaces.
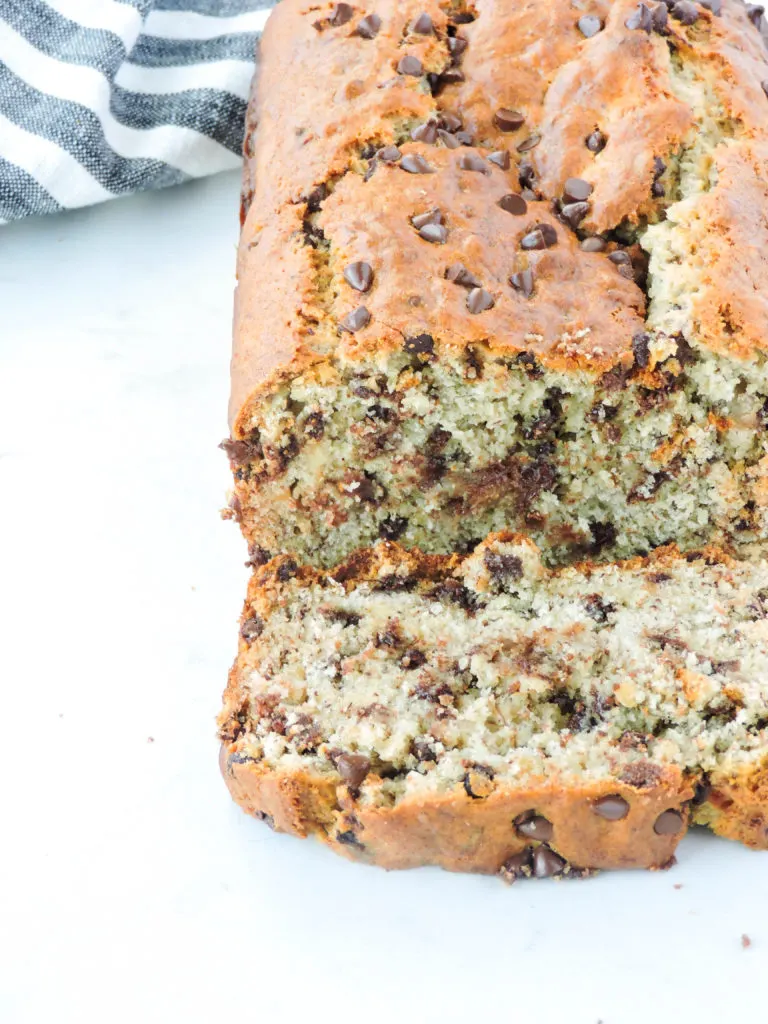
xmin=231 ymin=0 xmax=768 ymax=434
xmin=220 ymin=746 xmax=696 ymax=873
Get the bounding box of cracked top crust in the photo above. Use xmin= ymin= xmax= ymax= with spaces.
xmin=231 ymin=0 xmax=768 ymax=432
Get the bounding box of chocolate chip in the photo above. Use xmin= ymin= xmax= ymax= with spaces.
xmin=632 ymin=331 xmax=651 ymax=369
xmin=340 ymin=306 xmax=371 ymax=332
xmin=398 ymin=54 xmax=423 ymax=76
xmin=440 ymin=112 xmax=463 ymax=132
xmin=411 ymin=11 xmax=434 ymax=33
xmin=412 ymin=120 xmax=439 ymax=143
xmin=276 ymin=559 xmax=298 ymax=581
xmin=438 ymin=129 xmax=461 ymax=148
xmin=608 ymin=250 xmax=632 ymax=266
xmin=400 ymin=153 xmax=434 ymax=173
xmin=488 ymin=149 xmax=511 ymax=169
xmin=458 ymin=152 xmax=488 ymax=174
xmin=516 ymin=133 xmax=541 ymax=153
xmin=343 ymin=261 xmax=374 ymax=292
xmin=498 ymin=193 xmax=528 ymax=215
xmin=625 ymin=2 xmax=653 ymax=31
xmin=671 ymin=1 xmax=699 ymax=23
xmin=484 ymin=548 xmax=523 ymax=582
xmin=450 ymin=10 xmax=476 ymax=23
xmin=219 ymin=437 xmax=262 ymax=464
xmin=578 ymin=14 xmax=603 ymax=36
xmin=401 ymin=648 xmax=427 ymax=670
xmin=303 ymin=411 xmax=325 ymax=439
xmin=378 ymin=145 xmax=402 ymax=163
xmin=336 ymin=829 xmax=365 ymax=850
xmin=563 ymin=177 xmax=594 ymax=203
xmin=254 ymin=810 xmax=276 ymax=829
xmin=652 ymin=3 xmax=669 ymax=32
xmin=404 ymin=333 xmax=435 ymax=356
xmin=246 ymin=543 xmax=271 ymax=568
xmin=589 ymin=520 xmax=616 ymax=553
xmin=418 ymin=222 xmax=448 ymax=243
xmin=593 ymin=795 xmax=630 ymax=820
xmin=510 ymin=268 xmax=535 ymax=297
xmin=330 ymin=3 xmax=354 ymax=26
xmin=446 ymin=262 xmax=482 ymax=288
xmin=521 ymin=223 xmax=557 ymax=250
xmin=586 ymin=129 xmax=607 ymax=153
xmin=651 ymin=181 xmax=666 ymax=197
xmin=494 ymin=108 xmax=525 ymax=132
xmin=355 ymin=13 xmax=382 ymax=38
xmin=240 ymin=615 xmax=265 ymax=643
xmin=580 ymin=236 xmax=606 ymax=252
xmin=466 ymin=287 xmax=495 ymax=314
xmin=518 ymin=160 xmax=536 ymax=187
xmin=379 ymin=515 xmax=408 ymax=540
xmin=699 ymin=0 xmax=721 ymax=12
xmin=693 ymin=780 xmax=712 ymax=804
xmin=654 ymin=809 xmax=684 ymax=835
xmin=463 ymin=764 xmax=495 ymax=798
xmin=515 ymin=812 xmax=554 ymax=841
xmin=499 ymin=847 xmax=533 ymax=882
xmin=411 ymin=207 xmax=443 ymax=229
xmin=454 ymin=130 xmax=474 ymax=146
xmin=532 ymin=845 xmax=566 ymax=878
xmin=560 ymin=201 xmax=589 ymax=229
xmin=337 ymin=753 xmax=371 ymax=788
xmin=447 ymin=35 xmax=469 ymax=59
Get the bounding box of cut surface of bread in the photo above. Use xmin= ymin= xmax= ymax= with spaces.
xmin=219 ymin=536 xmax=768 ymax=875
xmin=225 ymin=0 xmax=768 ymax=569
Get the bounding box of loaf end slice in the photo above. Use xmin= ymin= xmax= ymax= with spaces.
xmin=219 ymin=536 xmax=768 ymax=876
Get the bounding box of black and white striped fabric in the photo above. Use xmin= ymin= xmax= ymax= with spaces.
xmin=0 ymin=0 xmax=276 ymax=224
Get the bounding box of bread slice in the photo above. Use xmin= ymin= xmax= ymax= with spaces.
xmin=225 ymin=0 xmax=768 ymax=570
xmin=219 ymin=535 xmax=768 ymax=877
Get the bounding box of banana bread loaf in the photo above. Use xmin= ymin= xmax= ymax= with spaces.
xmin=219 ymin=536 xmax=768 ymax=875
xmin=225 ymin=0 xmax=768 ymax=570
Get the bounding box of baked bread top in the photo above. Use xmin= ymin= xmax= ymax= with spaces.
xmin=232 ymin=0 xmax=768 ymax=432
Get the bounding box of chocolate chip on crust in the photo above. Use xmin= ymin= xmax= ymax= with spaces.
xmin=411 ymin=11 xmax=434 ymax=33
xmin=514 ymin=812 xmax=554 ymax=841
xmin=254 ymin=810 xmax=276 ymax=830
xmin=400 ymin=154 xmax=434 ymax=174
xmin=466 ymin=287 xmax=495 ymax=314
xmin=532 ymin=845 xmax=567 ymax=878
xmin=499 ymin=847 xmax=533 ymax=882
xmin=355 ymin=13 xmax=382 ymax=38
xmin=499 ymin=193 xmax=528 ymax=216
xmin=521 ymin=223 xmax=557 ymax=250
xmin=336 ymin=830 xmax=366 ymax=850
xmin=593 ymin=795 xmax=630 ymax=820
xmin=397 ymin=54 xmax=423 ymax=76
xmin=339 ymin=306 xmax=371 ymax=333
xmin=577 ymin=14 xmax=603 ymax=37
xmin=463 ymin=763 xmax=495 ymax=798
xmin=510 ymin=268 xmax=535 ymax=297
xmin=625 ymin=2 xmax=653 ymax=31
xmin=654 ymin=809 xmax=684 ymax=835
xmin=586 ymin=129 xmax=607 ymax=153
xmin=494 ymin=108 xmax=525 ymax=132
xmin=343 ymin=261 xmax=374 ymax=292
xmin=446 ymin=262 xmax=482 ymax=288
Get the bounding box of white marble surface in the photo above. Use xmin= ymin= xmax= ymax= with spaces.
xmin=1 ymin=171 xmax=766 ymax=1024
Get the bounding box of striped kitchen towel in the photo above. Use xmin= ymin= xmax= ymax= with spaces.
xmin=0 ymin=0 xmax=276 ymax=223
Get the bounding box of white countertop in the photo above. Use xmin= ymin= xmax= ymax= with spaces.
xmin=1 ymin=172 xmax=766 ymax=1024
